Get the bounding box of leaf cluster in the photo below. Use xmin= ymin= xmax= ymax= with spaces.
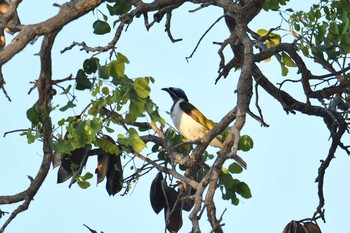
xmin=290 ymin=0 xmax=350 ymax=65
xmin=35 ymin=53 xmax=166 ymax=195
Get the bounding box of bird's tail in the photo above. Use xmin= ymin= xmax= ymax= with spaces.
xmin=233 ymin=154 xmax=247 ymax=169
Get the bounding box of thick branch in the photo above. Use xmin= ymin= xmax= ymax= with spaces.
xmin=0 ymin=0 xmax=103 ymax=66
xmin=252 ymin=63 xmax=349 ymax=222
xmin=132 ymin=151 xmax=199 ymax=189
xmin=0 ymin=29 xmax=58 ymax=232
xmin=205 ymin=155 xmax=226 ymax=233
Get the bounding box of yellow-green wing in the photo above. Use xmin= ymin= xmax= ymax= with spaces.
xmin=180 ymin=101 xmax=223 ymax=142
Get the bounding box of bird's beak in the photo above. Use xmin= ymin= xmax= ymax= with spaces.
xmin=161 ymin=87 xmax=170 ymax=93
xmin=162 ymin=87 xmax=178 ymax=101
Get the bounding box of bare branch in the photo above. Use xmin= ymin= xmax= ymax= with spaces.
xmin=188 ymin=2 xmax=211 ymax=13
xmin=165 ymin=12 xmax=182 ymax=43
xmin=252 ymin=63 xmax=349 ymax=224
xmin=0 ymin=28 xmax=58 ymax=232
xmin=132 ymin=150 xmax=199 ymax=190
xmin=186 ymin=15 xmax=224 ymax=62
xmin=61 ymin=21 xmax=125 ymax=54
xmin=0 ymin=67 xmax=10 ymax=101
xmin=0 ymin=0 xmax=104 ymax=66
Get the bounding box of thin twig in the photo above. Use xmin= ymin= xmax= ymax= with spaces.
xmin=0 ymin=66 xmax=11 ymax=101
xmin=61 ymin=22 xmax=125 ymax=55
xmin=185 ymin=15 xmax=224 ymax=62
xmin=277 ymin=78 xmax=302 ymax=90
xmin=253 ymin=83 xmax=269 ymax=127
xmin=3 ymin=129 xmax=29 ymax=137
xmin=188 ymin=3 xmax=211 ymax=13
xmin=311 ymin=64 xmax=350 ymax=80
xmin=132 ymin=150 xmax=199 ymax=189
xmin=209 ymin=208 xmax=227 ymax=233
xmin=165 ymin=12 xmax=182 ymax=43
xmin=247 ymin=109 xmax=269 ymax=127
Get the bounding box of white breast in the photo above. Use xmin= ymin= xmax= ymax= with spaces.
xmin=170 ymin=99 xmax=222 ymax=148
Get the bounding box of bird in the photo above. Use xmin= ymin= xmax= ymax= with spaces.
xmin=162 ymin=87 xmax=247 ymax=169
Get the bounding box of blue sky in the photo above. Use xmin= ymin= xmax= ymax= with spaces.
xmin=1 ymin=1 xmax=350 ymax=233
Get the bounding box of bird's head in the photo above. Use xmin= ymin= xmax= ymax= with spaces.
xmin=161 ymin=87 xmax=189 ymax=102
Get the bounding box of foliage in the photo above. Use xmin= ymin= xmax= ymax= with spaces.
xmin=51 ymin=53 xmax=166 ymax=192
xmin=0 ymin=0 xmax=349 ymax=233
xmin=263 ymin=0 xmax=289 ymax=11
xmin=290 ymin=0 xmax=350 ymax=72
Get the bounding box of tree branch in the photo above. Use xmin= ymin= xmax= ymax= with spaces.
xmin=0 ymin=28 xmax=59 ymax=232
xmin=0 ymin=0 xmax=103 ymax=66
xmin=252 ymin=62 xmax=349 ymax=224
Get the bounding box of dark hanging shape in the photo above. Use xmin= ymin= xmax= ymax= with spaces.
xmin=99 ymin=135 xmax=123 ymax=196
xmin=162 ymin=180 xmax=183 ymax=233
xmin=57 ymin=147 xmax=88 ymax=184
xmin=105 ymin=152 xmax=123 ymax=196
xmin=282 ymin=220 xmax=310 ymax=233
xmin=179 ymin=183 xmax=195 ymax=212
xmin=303 ymin=222 xmax=322 ymax=233
xmin=95 ymin=150 xmax=110 ymax=184
xmin=150 ymin=172 xmax=166 ymax=214
xmin=51 ymin=152 xmax=62 ymax=169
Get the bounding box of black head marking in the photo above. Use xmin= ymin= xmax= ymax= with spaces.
xmin=161 ymin=87 xmax=189 ymax=102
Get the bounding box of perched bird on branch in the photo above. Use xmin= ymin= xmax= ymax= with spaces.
xmin=162 ymin=87 xmax=247 ymax=169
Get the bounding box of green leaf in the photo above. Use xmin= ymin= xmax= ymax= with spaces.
xmin=238 ymin=135 xmax=254 ymax=152
xmin=95 ymin=137 xmax=120 ymax=155
xmin=98 ymin=65 xmax=110 ymax=79
xmin=26 ymin=128 xmax=40 ymax=144
xmin=53 ymin=140 xmax=75 ymax=154
xmin=75 ymin=69 xmax=93 ymax=90
xmin=87 ymin=118 xmax=103 ymax=136
xmin=301 ymin=46 xmax=310 ymax=57
xmin=26 ymin=107 xmax=40 ymax=126
xmin=281 ymin=52 xmax=297 ymax=67
xmin=105 ymin=127 xmax=115 ymax=133
xmin=88 ymin=107 xmax=98 ymax=116
xmin=133 ymin=77 xmax=150 ymax=98
xmin=129 ymin=98 xmax=145 ymax=118
xmin=341 ymin=14 xmax=350 ymax=36
xmin=100 ymin=11 xmax=109 ymax=22
xmin=101 ymin=86 xmax=109 ymax=95
xmin=316 ymin=23 xmax=327 ymax=44
xmin=77 ymin=180 xmax=91 ymax=189
xmin=263 ymin=0 xmax=288 ymax=11
xmin=59 ymin=99 xmax=76 ymax=112
xmin=83 ymin=58 xmax=99 ymax=74
xmin=149 ymin=76 xmax=155 ymax=83
xmin=107 ymin=0 xmax=132 ymax=15
xmin=109 ymin=60 xmax=125 ymax=78
xmin=82 ymin=172 xmax=93 ymax=181
xmin=93 ymin=20 xmax=111 ymax=35
xmin=231 ymin=195 xmax=239 ymax=205
xmin=236 ymin=182 xmax=252 ymax=199
xmin=294 ymin=23 xmax=300 ymax=32
xmin=117 ymin=52 xmax=130 ymax=63
xmin=58 ymin=118 xmax=66 ymax=126
xmin=281 ymin=65 xmax=289 ymax=76
xmin=228 ymin=162 xmax=243 ymax=174
xmin=257 ymin=29 xmax=281 ymax=48
xmin=128 ymin=128 xmax=147 ymax=152
xmin=219 ymin=171 xmax=235 ymax=189
xmin=152 ymin=112 xmax=166 ymax=126
xmin=61 ymin=84 xmax=72 ymax=95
